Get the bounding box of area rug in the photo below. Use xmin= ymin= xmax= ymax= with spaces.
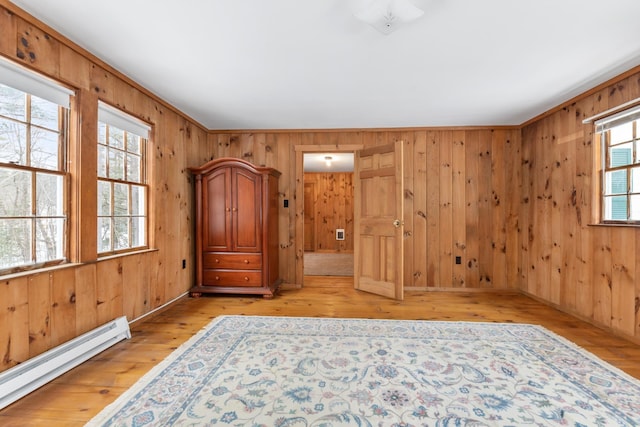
xmin=87 ymin=316 xmax=640 ymax=426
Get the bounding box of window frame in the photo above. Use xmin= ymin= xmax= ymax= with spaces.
xmin=97 ymin=103 xmax=150 ymax=256
xmin=596 ymin=105 xmax=640 ymax=225
xmin=0 ymin=85 xmax=70 ymax=275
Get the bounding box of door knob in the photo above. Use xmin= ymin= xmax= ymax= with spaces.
xmin=393 ymin=219 xmax=402 ymax=228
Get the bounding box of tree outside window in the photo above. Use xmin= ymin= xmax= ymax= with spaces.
xmin=0 ymin=83 xmax=67 ymax=272
xmin=97 ymin=113 xmax=148 ymax=254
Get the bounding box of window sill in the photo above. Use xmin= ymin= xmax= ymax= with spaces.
xmin=97 ymin=247 xmax=159 ymax=262
xmin=0 ymin=262 xmax=83 ymax=281
xmin=0 ymin=248 xmax=160 ymax=281
xmin=588 ymin=222 xmax=640 ymax=229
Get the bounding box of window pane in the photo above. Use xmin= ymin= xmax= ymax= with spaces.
xmin=605 ymin=195 xmax=628 ymax=220
xmin=0 ymin=84 xmax=26 ymax=121
xmin=98 ymin=122 xmax=107 ymax=144
xmin=35 ymin=218 xmax=64 ymax=262
xmin=98 ymin=145 xmax=107 ymax=178
xmin=609 ymin=122 xmax=633 ymax=145
xmin=36 ymin=172 xmax=63 ymax=216
xmin=605 ymin=170 xmax=627 ymax=195
xmin=98 ymin=180 xmax=111 ymax=216
xmin=108 ymin=148 xmax=125 ymax=180
xmin=126 ymin=133 xmax=140 ymax=154
xmin=131 ymin=217 xmax=145 ymax=247
xmin=31 ymin=95 xmax=59 ymax=130
xmin=98 ymin=217 xmax=111 ymax=253
xmin=609 ymin=144 xmax=632 ymax=168
xmin=31 ymin=128 xmax=59 ymax=170
xmin=127 ymin=153 xmax=141 ymax=182
xmin=0 ymin=118 xmax=27 ymax=165
xmin=0 ymin=167 xmax=32 ymax=216
xmin=0 ymin=218 xmax=32 ymax=268
xmin=131 ymin=185 xmax=145 ymax=216
xmin=631 ymin=195 xmax=640 ymax=221
xmin=109 ymin=126 xmax=124 ymax=149
xmin=113 ymin=217 xmax=129 ymax=250
xmin=632 ymin=167 xmax=640 ymax=193
xmin=113 ymin=183 xmax=129 ymax=215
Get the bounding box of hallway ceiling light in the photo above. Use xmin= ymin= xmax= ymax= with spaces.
xmin=325 ymin=156 xmax=333 ymax=167
xmin=353 ymin=0 xmax=424 ymax=34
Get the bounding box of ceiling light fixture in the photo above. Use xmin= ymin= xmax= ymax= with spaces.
xmin=324 ymin=156 xmax=333 ymax=167
xmin=353 ymin=0 xmax=424 ymax=35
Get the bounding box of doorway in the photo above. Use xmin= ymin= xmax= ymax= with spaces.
xmin=294 ymin=144 xmax=363 ymax=286
xmin=302 ymin=152 xmax=355 ymax=277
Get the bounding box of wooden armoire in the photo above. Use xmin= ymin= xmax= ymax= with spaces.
xmin=189 ymin=158 xmax=281 ymax=298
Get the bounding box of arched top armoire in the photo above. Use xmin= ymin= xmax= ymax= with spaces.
xmin=190 ymin=158 xmax=281 ymax=298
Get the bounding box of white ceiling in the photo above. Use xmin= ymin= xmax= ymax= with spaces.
xmin=9 ymin=0 xmax=640 ymax=130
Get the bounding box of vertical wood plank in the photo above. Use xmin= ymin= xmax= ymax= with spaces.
xmin=28 ymin=273 xmax=51 ymax=358
xmin=465 ymin=131 xmax=480 ymax=288
xmin=439 ymin=131 xmax=453 ymax=286
xmin=413 ymin=131 xmax=428 ymax=287
xmin=425 ymin=131 xmax=440 ymax=286
xmin=452 ymin=130 xmax=466 ymax=287
xmin=0 ymin=277 xmax=29 ymax=370
xmin=74 ymin=264 xmax=97 ymax=335
xmin=491 ymin=130 xmax=507 ymax=288
xmin=477 ymin=131 xmax=493 ymax=287
xmin=611 ymin=229 xmax=636 ymax=336
xmin=50 ymin=268 xmax=76 ymax=347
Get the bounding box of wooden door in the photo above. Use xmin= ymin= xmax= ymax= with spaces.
xmin=354 ymin=142 xmax=404 ymax=300
xmin=203 ymin=167 xmax=232 ymax=251
xmin=232 ymin=167 xmax=262 ymax=252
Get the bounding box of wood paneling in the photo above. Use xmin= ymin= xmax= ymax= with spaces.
xmin=0 ymin=2 xmax=209 ymax=373
xmin=210 ymin=129 xmax=521 ymax=290
xmin=520 ymin=66 xmax=640 ymax=342
xmin=303 ymin=172 xmax=354 ymax=252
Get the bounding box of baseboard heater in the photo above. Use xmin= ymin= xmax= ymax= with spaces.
xmin=0 ymin=316 xmax=131 ymax=410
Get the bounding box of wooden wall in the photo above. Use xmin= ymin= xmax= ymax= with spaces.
xmin=0 ymin=3 xmax=211 ymax=373
xmin=210 ymin=129 xmax=521 ymax=290
xmin=303 ymin=172 xmax=354 ymax=252
xmin=520 ymin=66 xmax=640 ymax=342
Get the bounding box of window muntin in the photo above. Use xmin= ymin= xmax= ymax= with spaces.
xmin=97 ymin=111 xmax=148 ymax=255
xmin=0 ymin=83 xmax=68 ymax=273
xmin=600 ymin=113 xmax=640 ymax=223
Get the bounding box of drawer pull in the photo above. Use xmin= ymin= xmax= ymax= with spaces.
xmin=244 ymin=276 xmax=249 ymax=281
xmin=244 ymin=259 xmax=249 ymax=264
xmin=215 ymin=276 xmax=220 ymax=281
xmin=215 ymin=259 xmax=220 ymax=263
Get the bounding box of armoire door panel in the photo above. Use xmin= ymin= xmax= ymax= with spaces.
xmin=203 ymin=168 xmax=232 ymax=251
xmin=233 ymin=168 xmax=262 ymax=252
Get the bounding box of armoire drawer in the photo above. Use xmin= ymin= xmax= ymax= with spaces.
xmin=203 ymin=270 xmax=262 ymax=287
xmin=203 ymin=253 xmax=262 ymax=270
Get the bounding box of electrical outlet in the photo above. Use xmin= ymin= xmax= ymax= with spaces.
xmin=284 ymin=199 xmax=289 ymax=208
xmin=455 ymin=256 xmax=461 ymax=265
xmin=182 ymin=259 xmax=186 ymax=269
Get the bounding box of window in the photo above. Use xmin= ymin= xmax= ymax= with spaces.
xmin=597 ymin=105 xmax=640 ymax=223
xmin=0 ymin=58 xmax=72 ymax=274
xmin=97 ymin=102 xmax=150 ymax=254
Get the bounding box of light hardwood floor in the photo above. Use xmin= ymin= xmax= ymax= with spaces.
xmin=1 ymin=276 xmax=639 ymax=426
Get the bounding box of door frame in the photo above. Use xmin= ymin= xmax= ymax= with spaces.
xmin=294 ymin=144 xmax=363 ymax=286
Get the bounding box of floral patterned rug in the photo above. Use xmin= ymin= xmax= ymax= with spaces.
xmin=87 ymin=316 xmax=640 ymax=426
